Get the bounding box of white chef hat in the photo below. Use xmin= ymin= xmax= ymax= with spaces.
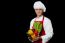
xmin=33 ymin=1 xmax=46 ymax=12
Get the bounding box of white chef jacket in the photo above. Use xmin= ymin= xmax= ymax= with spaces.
xmin=30 ymin=15 xmax=54 ymax=43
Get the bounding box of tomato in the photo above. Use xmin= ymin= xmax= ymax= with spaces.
xmin=34 ymin=30 xmax=38 ymax=36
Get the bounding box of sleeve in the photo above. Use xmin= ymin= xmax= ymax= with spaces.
xmin=41 ymin=19 xmax=54 ymax=43
xmin=30 ymin=19 xmax=35 ymax=29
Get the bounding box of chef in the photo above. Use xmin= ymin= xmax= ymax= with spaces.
xmin=29 ymin=1 xmax=54 ymax=43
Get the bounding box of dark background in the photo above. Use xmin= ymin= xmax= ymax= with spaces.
xmin=15 ymin=0 xmax=64 ymax=43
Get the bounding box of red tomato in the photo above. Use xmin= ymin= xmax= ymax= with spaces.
xmin=34 ymin=30 xmax=38 ymax=36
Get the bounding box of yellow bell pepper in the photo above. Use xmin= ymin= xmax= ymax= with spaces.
xmin=27 ymin=29 xmax=34 ymax=35
xmin=31 ymin=34 xmax=36 ymax=41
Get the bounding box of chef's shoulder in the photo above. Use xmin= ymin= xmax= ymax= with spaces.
xmin=44 ymin=17 xmax=52 ymax=23
xmin=30 ymin=18 xmax=36 ymax=23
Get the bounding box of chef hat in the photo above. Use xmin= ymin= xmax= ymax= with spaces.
xmin=33 ymin=1 xmax=46 ymax=12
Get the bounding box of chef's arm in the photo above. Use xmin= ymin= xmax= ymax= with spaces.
xmin=41 ymin=20 xmax=54 ymax=42
xmin=30 ymin=19 xmax=34 ymax=29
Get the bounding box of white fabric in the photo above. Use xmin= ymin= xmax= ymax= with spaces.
xmin=30 ymin=16 xmax=54 ymax=43
xmin=33 ymin=1 xmax=46 ymax=12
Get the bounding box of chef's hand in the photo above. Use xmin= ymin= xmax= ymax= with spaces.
xmin=35 ymin=36 xmax=41 ymax=40
xmin=28 ymin=36 xmax=41 ymax=42
xmin=28 ymin=37 xmax=35 ymax=42
xmin=32 ymin=36 xmax=41 ymax=42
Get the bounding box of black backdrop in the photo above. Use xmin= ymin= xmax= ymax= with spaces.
xmin=15 ymin=0 xmax=61 ymax=43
